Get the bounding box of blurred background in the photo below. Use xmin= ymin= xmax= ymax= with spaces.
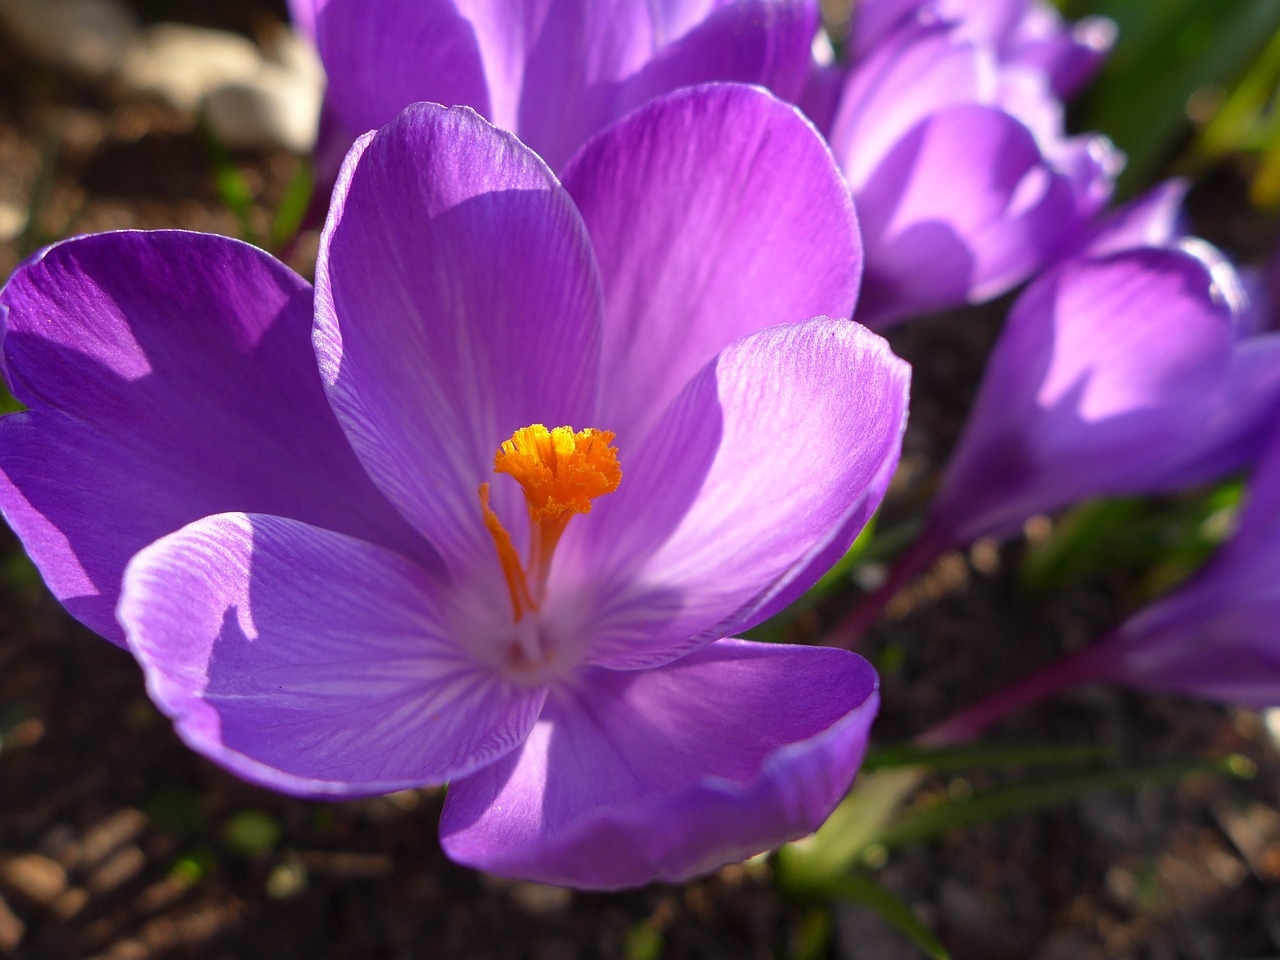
xmin=0 ymin=1 xmax=1279 ymax=958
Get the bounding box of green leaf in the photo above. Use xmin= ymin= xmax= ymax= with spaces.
xmin=874 ymin=755 xmax=1250 ymax=850
xmin=200 ymin=122 xmax=259 ymax=246
xmin=781 ymin=867 xmax=950 ymax=960
xmin=220 ymin=809 xmax=281 ymax=857
xmin=1074 ymin=0 xmax=1280 ymax=194
xmin=269 ymin=159 xmax=316 ymax=252
xmin=863 ymin=740 xmax=1115 ymax=773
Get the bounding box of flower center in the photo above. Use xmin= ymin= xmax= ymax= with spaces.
xmin=479 ymin=424 xmax=621 ymax=624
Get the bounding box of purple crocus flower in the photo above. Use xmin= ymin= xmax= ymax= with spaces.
xmin=811 ymin=1 xmax=1119 ymax=328
xmin=289 ymin=0 xmax=821 ymax=175
xmin=929 ymin=181 xmax=1280 ymax=549
xmin=832 ymin=182 xmax=1280 ymax=644
xmin=0 ymin=86 xmax=911 ymax=888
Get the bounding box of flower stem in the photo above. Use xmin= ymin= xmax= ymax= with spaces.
xmin=917 ymin=645 xmax=1108 ymax=746
xmin=824 ymin=529 xmax=947 ymax=649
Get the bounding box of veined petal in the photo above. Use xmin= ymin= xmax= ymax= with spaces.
xmin=439 ymin=638 xmax=879 ymax=889
xmin=315 ymin=102 xmax=604 ymax=569
xmin=562 ymin=83 xmax=860 ymax=447
xmin=121 ymin=513 xmax=546 ymax=797
xmin=0 ymin=231 xmax=429 ymax=647
xmin=559 ymin=318 xmax=909 ymax=670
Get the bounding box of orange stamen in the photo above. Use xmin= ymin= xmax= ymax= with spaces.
xmin=480 ymin=424 xmax=622 ymax=619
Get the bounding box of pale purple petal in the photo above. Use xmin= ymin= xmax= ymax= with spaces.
xmin=830 ymin=18 xmax=995 ymax=188
xmin=551 ymin=319 xmax=909 ymax=670
xmin=562 ymin=83 xmax=860 ymax=446
xmin=854 ymin=105 xmax=1112 ymax=328
xmin=930 ymin=245 xmax=1280 ymax=545
xmin=121 ymin=513 xmax=547 ymax=797
xmin=1008 ymin=10 xmax=1115 ymax=98
xmin=0 ymin=231 xmax=429 ymax=647
xmin=439 ymin=638 xmax=879 ymax=889
xmin=1084 ymin=179 xmax=1189 ymax=257
xmin=1086 ymin=429 xmax=1280 ymax=707
xmin=315 ymin=102 xmax=604 ymax=570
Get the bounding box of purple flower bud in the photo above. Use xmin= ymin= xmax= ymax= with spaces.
xmin=929 ymin=183 xmax=1280 ymax=548
xmin=820 ymin=2 xmax=1119 ymax=328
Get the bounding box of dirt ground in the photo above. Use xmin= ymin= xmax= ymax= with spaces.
xmin=0 ymin=4 xmax=1278 ymax=958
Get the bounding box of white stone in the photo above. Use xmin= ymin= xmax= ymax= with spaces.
xmin=0 ymin=201 xmax=27 ymax=243
xmin=120 ymin=23 xmax=263 ymax=112
xmin=0 ymin=0 xmax=139 ymax=80
xmin=204 ymin=62 xmax=322 ymax=153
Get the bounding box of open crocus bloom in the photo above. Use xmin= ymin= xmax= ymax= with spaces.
xmin=926 ymin=181 xmax=1280 ymax=549
xmin=0 ymin=86 xmax=910 ymax=888
xmin=812 ymin=1 xmax=1118 ymax=328
xmin=1081 ymin=426 xmax=1280 ymax=707
xmin=290 ymin=0 xmax=821 ymax=174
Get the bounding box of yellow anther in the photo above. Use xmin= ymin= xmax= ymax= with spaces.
xmin=494 ymin=425 xmax=622 ymax=522
xmin=481 ymin=424 xmax=621 ymax=621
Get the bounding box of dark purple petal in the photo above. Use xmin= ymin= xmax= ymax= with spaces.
xmin=552 ymin=318 xmax=909 ymax=670
xmin=930 ymin=244 xmax=1280 ymax=545
xmin=121 ymin=513 xmax=547 ymax=796
xmin=562 ymin=83 xmax=860 ymax=446
xmin=313 ymin=0 xmax=491 ymax=138
xmin=854 ymin=105 xmax=1114 ymax=328
xmin=439 ymin=638 xmax=879 ymax=888
xmin=315 ymin=102 xmax=604 ymax=570
xmin=1086 ymin=429 xmax=1280 ymax=707
xmin=0 ymin=231 xmax=428 ymax=647
xmin=312 ymin=0 xmax=819 ymax=171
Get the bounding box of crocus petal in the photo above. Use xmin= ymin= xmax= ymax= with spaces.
xmin=312 ymin=0 xmax=819 ymax=171
xmin=558 ymin=318 xmax=909 ymax=670
xmin=829 ymin=18 xmax=994 ymax=187
xmin=1086 ymin=429 xmax=1280 ymax=707
xmin=931 ymin=245 xmax=1280 ymax=545
xmin=315 ymin=102 xmax=604 ymax=569
xmin=439 ymin=638 xmax=879 ymax=889
xmin=0 ymin=231 xmax=428 ymax=647
xmin=313 ymin=0 xmax=492 ymax=139
xmin=561 ymin=83 xmax=860 ymax=446
xmin=1083 ymin=178 xmax=1189 ymax=256
xmin=1007 ymin=10 xmax=1115 ymax=99
xmin=854 ymin=104 xmax=1113 ymax=328
xmin=121 ymin=513 xmax=547 ymax=797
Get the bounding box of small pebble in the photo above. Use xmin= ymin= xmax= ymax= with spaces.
xmin=0 ymin=0 xmax=138 ymax=79
xmin=121 ymin=24 xmax=263 ymax=112
xmin=0 ymin=853 xmax=67 ymax=906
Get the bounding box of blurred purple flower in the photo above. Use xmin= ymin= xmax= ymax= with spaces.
xmin=289 ymin=0 xmax=821 ymax=174
xmin=1080 ymin=426 xmax=1280 ymax=707
xmin=831 ymin=182 xmax=1280 ymax=646
xmin=810 ymin=0 xmax=1119 ymax=328
xmin=928 ymin=180 xmax=1280 ymax=548
xmin=0 ymin=87 xmax=911 ymax=888
xmin=924 ymin=425 xmax=1280 ymax=745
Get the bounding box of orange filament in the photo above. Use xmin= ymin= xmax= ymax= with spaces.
xmin=479 ymin=424 xmax=621 ymax=620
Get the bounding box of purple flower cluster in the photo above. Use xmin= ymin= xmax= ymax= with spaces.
xmin=3 ymin=0 xmax=1278 ymax=894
